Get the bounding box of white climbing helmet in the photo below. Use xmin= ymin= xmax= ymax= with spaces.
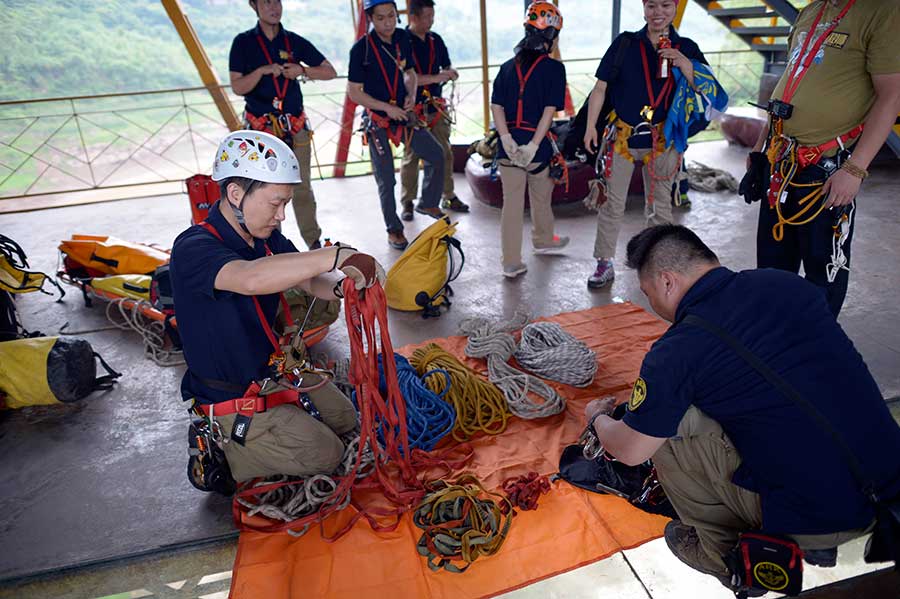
xmin=211 ymin=130 xmax=301 ymax=185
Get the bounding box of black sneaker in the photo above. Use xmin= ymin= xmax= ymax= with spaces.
xmin=803 ymin=547 xmax=837 ymax=567
xmin=401 ymin=202 xmax=414 ymax=221
xmin=441 ymin=196 xmax=470 ymax=213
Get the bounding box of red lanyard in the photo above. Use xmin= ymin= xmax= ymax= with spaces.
xmin=638 ymin=40 xmax=675 ymax=117
xmin=367 ymin=33 xmax=401 ymax=103
xmin=199 ymin=220 xmax=294 ymax=353
xmin=411 ymin=33 xmax=436 ymax=75
xmin=513 ymin=54 xmax=547 ymax=128
xmin=256 ymin=30 xmax=293 ymax=101
xmin=782 ymin=0 xmax=856 ymax=103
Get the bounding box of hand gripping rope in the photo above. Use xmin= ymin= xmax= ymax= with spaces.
xmin=234 ymin=280 xmax=471 ymax=539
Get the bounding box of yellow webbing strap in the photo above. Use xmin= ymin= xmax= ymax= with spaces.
xmin=410 ymin=343 xmax=510 ymax=442
xmin=413 ymin=474 xmax=514 ymax=573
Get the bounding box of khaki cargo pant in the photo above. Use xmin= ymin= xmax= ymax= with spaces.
xmin=400 ymin=113 xmax=455 ymax=204
xmin=498 ymin=160 xmax=556 ymax=269
xmin=654 ymin=406 xmax=871 ymax=575
xmin=215 ymin=377 xmax=357 ymax=483
xmin=290 ymin=128 xmax=322 ymax=249
xmin=593 ymin=145 xmax=679 ymax=260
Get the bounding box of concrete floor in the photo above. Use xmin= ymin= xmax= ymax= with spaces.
xmin=0 ymin=140 xmax=898 ymax=597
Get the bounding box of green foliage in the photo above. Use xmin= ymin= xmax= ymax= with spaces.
xmin=2 ymin=0 xmax=751 ymax=102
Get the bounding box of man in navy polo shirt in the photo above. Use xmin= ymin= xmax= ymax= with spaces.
xmin=584 ymin=224 xmax=900 ymax=591
xmin=229 ymin=0 xmax=337 ymax=250
xmin=398 ymin=0 xmax=468 ymax=220
xmin=582 ymin=0 xmax=707 ymax=290
xmin=347 ymin=0 xmax=446 ymax=251
xmin=170 ymin=130 xmax=385 ymax=484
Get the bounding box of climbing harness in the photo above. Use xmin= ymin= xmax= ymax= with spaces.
xmin=763 ymin=0 xmax=860 ymax=242
xmin=459 ymin=313 xmax=566 ymax=420
xmin=514 ymin=321 xmax=597 ymax=388
xmin=502 ymin=472 xmax=551 ymax=511
xmin=409 ymin=342 xmax=510 ymax=442
xmin=413 ymin=474 xmax=514 ymax=573
xmin=361 ymin=33 xmax=410 ymax=150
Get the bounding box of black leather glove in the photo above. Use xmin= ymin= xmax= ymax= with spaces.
xmin=739 ymin=152 xmax=771 ymax=205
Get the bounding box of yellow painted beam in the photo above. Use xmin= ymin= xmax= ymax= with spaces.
xmin=161 ymin=0 xmax=241 ymax=132
xmin=674 ymin=0 xmax=688 ymax=29
xmin=480 ymin=0 xmax=490 ymax=133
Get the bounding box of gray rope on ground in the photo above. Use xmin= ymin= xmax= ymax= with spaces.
xmin=459 ymin=313 xmax=566 ymax=420
xmin=686 ymin=161 xmax=739 ymax=193
xmin=514 ymin=321 xmax=598 ymax=388
xmin=100 ymin=295 xmax=184 ymax=367
xmin=234 ymin=430 xmax=377 ymax=538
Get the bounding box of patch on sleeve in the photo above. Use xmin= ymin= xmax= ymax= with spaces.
xmin=628 ymin=377 xmax=647 ymax=411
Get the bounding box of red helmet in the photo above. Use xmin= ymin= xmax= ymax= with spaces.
xmin=524 ymin=2 xmax=563 ymax=32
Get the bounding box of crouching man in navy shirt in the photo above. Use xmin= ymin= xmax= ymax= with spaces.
xmin=584 ymin=224 xmax=900 ymax=593
xmin=170 ymin=130 xmax=385 ymax=484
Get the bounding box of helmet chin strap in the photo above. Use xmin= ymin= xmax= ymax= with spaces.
xmin=228 ymin=196 xmax=254 ymax=237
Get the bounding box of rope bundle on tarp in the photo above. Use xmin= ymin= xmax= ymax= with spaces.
xmin=413 ymin=474 xmax=514 ymax=573
xmin=375 ymin=353 xmax=456 ymax=452
xmin=234 ymin=432 xmax=376 ymax=537
xmin=501 ymin=472 xmax=552 ymax=511
xmin=459 ymin=313 xmax=566 ymax=419
xmin=409 ymin=343 xmax=510 ymax=442
xmin=514 ymin=321 xmax=597 ymax=388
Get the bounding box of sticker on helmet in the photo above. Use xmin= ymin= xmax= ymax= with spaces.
xmin=248 ymin=152 xmax=259 ymax=161
xmin=267 ymin=158 xmax=278 ymax=171
xmin=220 ymin=151 xmax=229 ymax=162
xmin=232 ymin=159 xmax=240 ymax=168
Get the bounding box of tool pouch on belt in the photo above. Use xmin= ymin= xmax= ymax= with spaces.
xmin=739 ymin=152 xmax=770 ymax=205
xmin=727 ymin=532 xmax=803 ymax=597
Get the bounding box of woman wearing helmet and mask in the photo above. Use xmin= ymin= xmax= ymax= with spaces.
xmin=490 ymin=1 xmax=570 ymax=279
xmin=170 ymin=130 xmax=385 ymax=485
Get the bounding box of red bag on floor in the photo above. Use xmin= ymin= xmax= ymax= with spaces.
xmin=186 ymin=175 xmax=220 ymax=225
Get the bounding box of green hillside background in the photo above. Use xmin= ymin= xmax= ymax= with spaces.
xmin=1 ymin=0 xmax=745 ymax=102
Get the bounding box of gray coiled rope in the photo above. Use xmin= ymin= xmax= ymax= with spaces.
xmin=514 ymin=321 xmax=597 ymax=388
xmin=234 ymin=431 xmax=377 ymax=537
xmin=459 ymin=313 xmax=565 ymax=419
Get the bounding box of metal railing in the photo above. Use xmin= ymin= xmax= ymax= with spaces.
xmin=0 ymin=50 xmax=763 ymax=200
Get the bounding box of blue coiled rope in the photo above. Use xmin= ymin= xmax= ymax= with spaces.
xmin=355 ymin=353 xmax=456 ymax=452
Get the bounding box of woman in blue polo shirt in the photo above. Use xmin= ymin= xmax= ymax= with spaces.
xmin=490 ymin=1 xmax=570 ymax=279
xmin=582 ymin=0 xmax=707 ymax=289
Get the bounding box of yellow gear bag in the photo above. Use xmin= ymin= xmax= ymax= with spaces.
xmin=89 ymin=274 xmax=152 ymax=301
xmin=59 ymin=235 xmax=169 ymax=276
xmin=0 ymin=234 xmax=64 ymax=296
xmin=385 ymin=216 xmax=464 ymax=317
xmin=0 ymin=336 xmax=120 ymax=409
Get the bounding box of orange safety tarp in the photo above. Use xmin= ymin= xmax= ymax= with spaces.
xmin=230 ymin=302 xmax=670 ymax=599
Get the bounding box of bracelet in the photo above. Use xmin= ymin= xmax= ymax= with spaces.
xmin=840 ymin=159 xmax=868 ymax=180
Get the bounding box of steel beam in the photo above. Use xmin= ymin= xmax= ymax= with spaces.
xmin=161 ymin=0 xmax=240 ymax=132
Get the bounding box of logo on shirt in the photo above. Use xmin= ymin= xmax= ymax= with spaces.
xmin=754 ymin=561 xmax=790 ymax=591
xmin=824 ymin=32 xmax=849 ymax=49
xmin=279 ymin=50 xmax=293 ymax=61
xmin=628 ymin=377 xmax=647 ymax=411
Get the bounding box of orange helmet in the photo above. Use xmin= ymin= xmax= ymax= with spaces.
xmin=524 ymin=2 xmax=563 ymax=32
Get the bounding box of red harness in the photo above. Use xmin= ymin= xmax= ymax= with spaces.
xmin=365 ymin=33 xmax=407 ymax=146
xmin=256 ymin=30 xmax=294 ymax=112
xmin=193 ymin=220 xmax=298 ymax=420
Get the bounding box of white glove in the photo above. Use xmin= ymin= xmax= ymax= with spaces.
xmin=500 ymin=134 xmax=519 ymax=160
xmin=513 ymin=141 xmax=539 ymax=167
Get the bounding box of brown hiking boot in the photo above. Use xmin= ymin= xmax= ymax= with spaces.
xmin=387 ymin=231 xmax=408 ymax=251
xmin=664 ymin=521 xmax=766 ymax=597
xmin=414 ymin=204 xmax=445 ymax=219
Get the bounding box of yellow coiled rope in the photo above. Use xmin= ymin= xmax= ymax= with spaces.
xmin=409 ymin=343 xmax=510 ymax=442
